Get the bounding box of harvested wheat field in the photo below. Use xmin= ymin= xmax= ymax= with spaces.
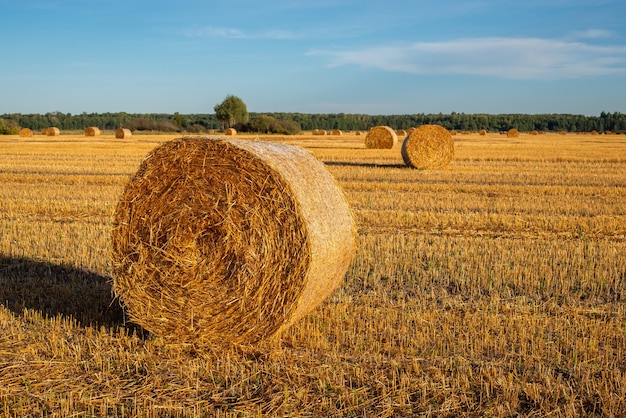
xmin=0 ymin=131 xmax=625 ymax=416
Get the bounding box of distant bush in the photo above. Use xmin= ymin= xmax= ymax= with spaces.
xmin=127 ymin=118 xmax=180 ymax=132
xmin=0 ymin=118 xmax=19 ymax=134
xmin=238 ymin=115 xmax=301 ymax=135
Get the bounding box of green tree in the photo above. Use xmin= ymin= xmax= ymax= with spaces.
xmin=214 ymin=95 xmax=248 ymax=129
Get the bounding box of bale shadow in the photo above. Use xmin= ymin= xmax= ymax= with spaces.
xmin=323 ymin=161 xmax=406 ymax=169
xmin=0 ymin=255 xmax=143 ymax=334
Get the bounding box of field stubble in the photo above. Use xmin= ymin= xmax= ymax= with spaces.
xmin=0 ymin=132 xmax=625 ymax=416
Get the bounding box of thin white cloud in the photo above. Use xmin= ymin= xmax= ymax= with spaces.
xmin=568 ymin=29 xmax=616 ymax=40
xmin=183 ymin=23 xmax=371 ymax=41
xmin=184 ymin=26 xmax=247 ymax=39
xmin=309 ymin=36 xmax=626 ymax=79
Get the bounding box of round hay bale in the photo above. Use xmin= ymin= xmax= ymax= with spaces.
xmin=450 ymin=129 xmax=458 ymax=135
xmin=111 ymin=136 xmax=356 ymax=345
xmin=312 ymin=129 xmax=327 ymax=136
xmin=396 ymin=129 xmax=407 ymax=137
xmin=401 ymin=124 xmax=454 ymax=170
xmin=46 ymin=127 xmax=60 ymax=136
xmin=364 ymin=126 xmax=398 ymax=149
xmin=85 ymin=127 xmax=101 ymax=136
xmin=331 ymin=129 xmax=342 ymax=136
xmin=115 ymin=128 xmax=132 ymax=139
xmin=507 ymin=128 xmax=519 ymax=138
xmin=530 ymin=130 xmax=539 ymax=136
xmin=479 ymin=129 xmax=487 ymax=136
xmin=19 ymin=128 xmax=33 ymax=137
xmin=224 ymin=127 xmax=236 ymax=136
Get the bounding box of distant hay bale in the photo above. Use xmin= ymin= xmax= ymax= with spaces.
xmin=312 ymin=129 xmax=327 ymax=136
xmin=364 ymin=126 xmax=398 ymax=149
xmin=115 ymin=128 xmax=132 ymax=139
xmin=401 ymin=124 xmax=454 ymax=170
xmin=331 ymin=129 xmax=342 ymax=136
xmin=530 ymin=130 xmax=539 ymax=135
xmin=450 ymin=130 xmax=457 ymax=135
xmin=46 ymin=127 xmax=60 ymax=136
xmin=479 ymin=129 xmax=487 ymax=136
xmin=224 ymin=128 xmax=236 ymax=136
xmin=355 ymin=131 xmax=362 ymax=136
xmin=111 ymin=136 xmax=356 ymax=345
xmin=396 ymin=129 xmax=407 ymax=137
xmin=19 ymin=128 xmax=33 ymax=137
xmin=85 ymin=127 xmax=101 ymax=136
xmin=507 ymin=128 xmax=520 ymax=138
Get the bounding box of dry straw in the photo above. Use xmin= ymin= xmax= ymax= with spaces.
xmin=115 ymin=128 xmax=132 ymax=139
xmin=46 ymin=127 xmax=60 ymax=136
xmin=364 ymin=126 xmax=398 ymax=149
xmin=111 ymin=136 xmax=356 ymax=345
xmin=331 ymin=129 xmax=342 ymax=136
xmin=479 ymin=129 xmax=487 ymax=136
xmin=85 ymin=127 xmax=101 ymax=136
xmin=312 ymin=129 xmax=327 ymax=136
xmin=401 ymin=124 xmax=454 ymax=169
xmin=224 ymin=128 xmax=237 ymax=136
xmin=507 ymin=128 xmax=520 ymax=138
xmin=19 ymin=128 xmax=33 ymax=137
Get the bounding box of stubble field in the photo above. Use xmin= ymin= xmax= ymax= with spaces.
xmin=0 ymin=131 xmax=625 ymax=417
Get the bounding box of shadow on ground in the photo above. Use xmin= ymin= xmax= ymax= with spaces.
xmin=0 ymin=254 xmax=142 ymax=333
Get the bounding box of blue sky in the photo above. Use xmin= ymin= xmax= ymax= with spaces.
xmin=1 ymin=0 xmax=625 ymax=115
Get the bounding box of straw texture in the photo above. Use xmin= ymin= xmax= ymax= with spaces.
xmin=401 ymin=124 xmax=454 ymax=169
xmin=19 ymin=128 xmax=33 ymax=137
xmin=111 ymin=136 xmax=356 ymax=345
xmin=85 ymin=127 xmax=101 ymax=136
xmin=46 ymin=127 xmax=60 ymax=136
xmin=115 ymin=128 xmax=132 ymax=139
xmin=364 ymin=126 xmax=398 ymax=149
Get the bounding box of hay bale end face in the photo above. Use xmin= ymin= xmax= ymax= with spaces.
xmin=19 ymin=128 xmax=33 ymax=137
xmin=46 ymin=127 xmax=60 ymax=136
xmin=507 ymin=128 xmax=520 ymax=138
xmin=111 ymin=136 xmax=356 ymax=345
xmin=224 ymin=127 xmax=236 ymax=135
xmin=364 ymin=126 xmax=398 ymax=149
xmin=401 ymin=124 xmax=454 ymax=169
xmin=115 ymin=128 xmax=132 ymax=139
xmin=85 ymin=127 xmax=101 ymax=136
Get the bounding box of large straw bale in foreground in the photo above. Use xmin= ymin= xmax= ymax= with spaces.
xmin=85 ymin=127 xmax=101 ymax=136
xmin=401 ymin=124 xmax=454 ymax=169
xmin=111 ymin=136 xmax=356 ymax=345
xmin=364 ymin=126 xmax=398 ymax=149
xmin=115 ymin=128 xmax=132 ymax=139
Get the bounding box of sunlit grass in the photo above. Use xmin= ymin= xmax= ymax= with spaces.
xmin=0 ymin=132 xmax=624 ymax=416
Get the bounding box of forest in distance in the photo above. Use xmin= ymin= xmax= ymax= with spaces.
xmin=2 ymin=110 xmax=626 ymax=135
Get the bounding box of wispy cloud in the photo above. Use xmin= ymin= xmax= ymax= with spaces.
xmin=309 ymin=36 xmax=626 ymax=79
xmin=183 ymin=26 xmax=247 ymax=39
xmin=183 ymin=23 xmax=371 ymax=41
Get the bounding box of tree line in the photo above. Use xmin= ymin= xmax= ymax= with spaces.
xmin=2 ymin=111 xmax=625 ymax=135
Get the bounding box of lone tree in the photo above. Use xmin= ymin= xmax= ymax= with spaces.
xmin=214 ymin=94 xmax=249 ymax=129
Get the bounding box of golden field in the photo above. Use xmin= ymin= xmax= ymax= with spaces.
xmin=0 ymin=131 xmax=625 ymax=417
